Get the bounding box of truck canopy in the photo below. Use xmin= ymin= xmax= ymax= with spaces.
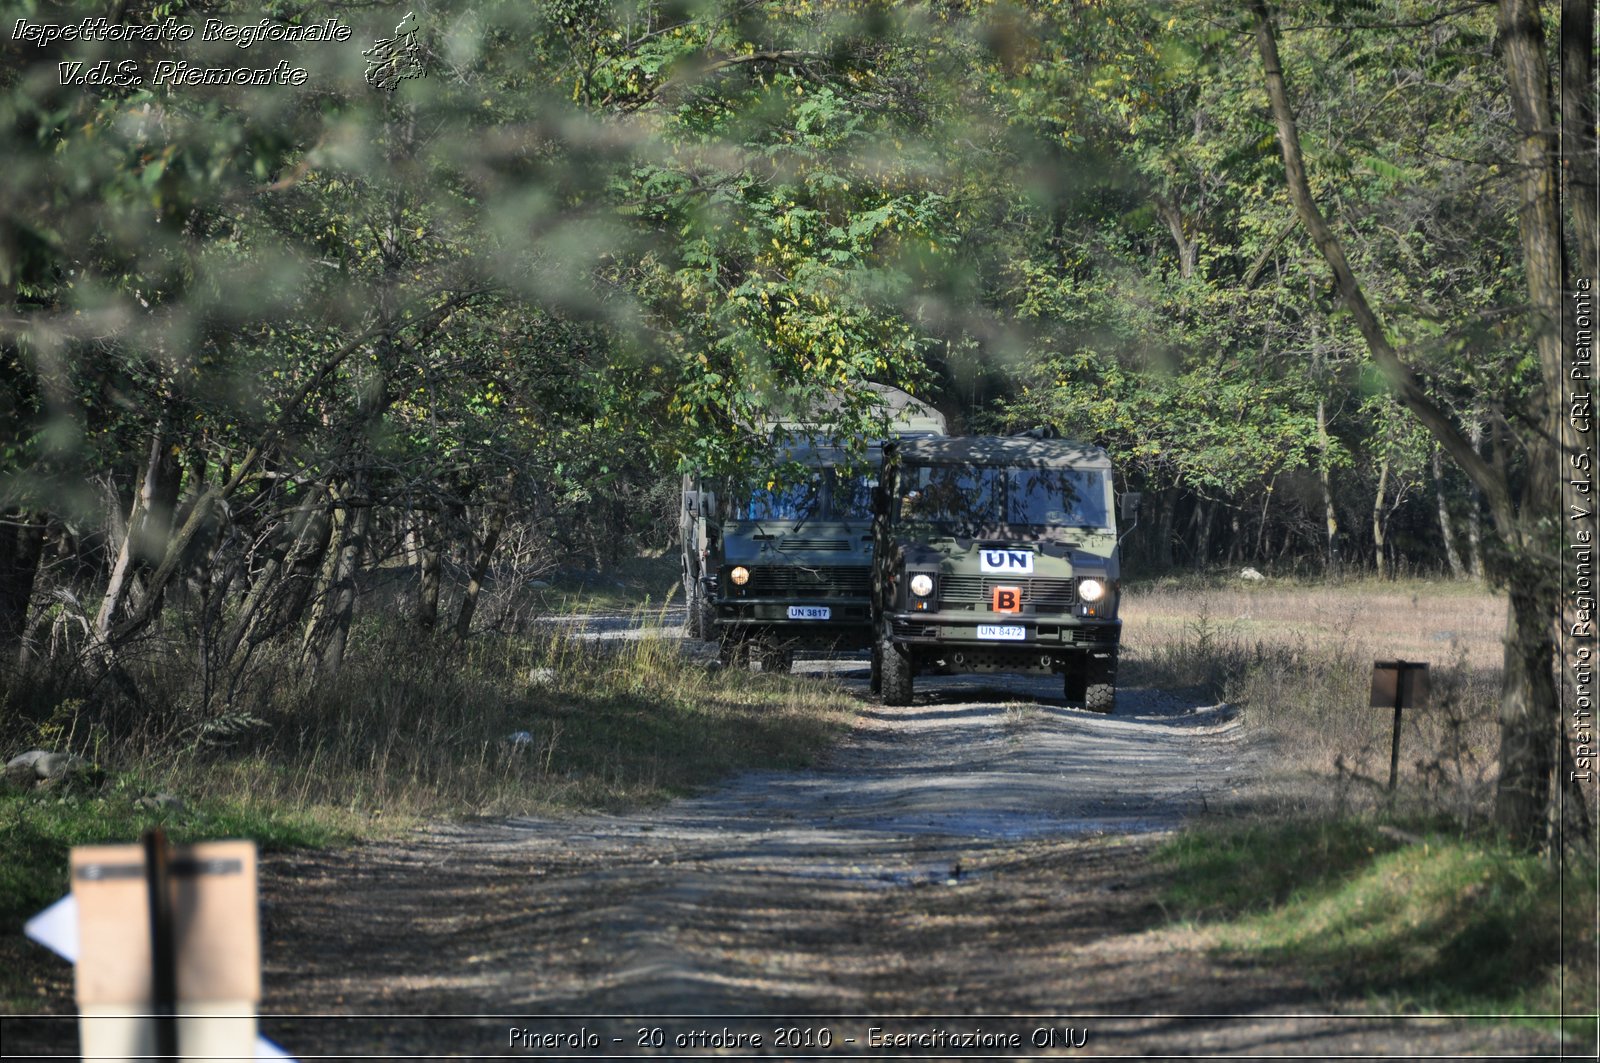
xmin=894 ymin=435 xmax=1112 ymax=470
xmin=763 ymin=383 xmax=946 ymax=440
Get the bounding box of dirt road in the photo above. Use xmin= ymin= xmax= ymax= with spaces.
xmin=236 ymin=655 xmax=1556 ymax=1058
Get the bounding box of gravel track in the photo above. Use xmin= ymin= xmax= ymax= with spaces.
xmin=245 ymin=645 xmax=1559 ymax=1058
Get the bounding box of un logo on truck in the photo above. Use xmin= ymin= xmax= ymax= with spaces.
xmin=979 ymin=550 xmax=1034 ymax=574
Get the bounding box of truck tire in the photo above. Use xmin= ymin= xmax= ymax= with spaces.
xmin=878 ymin=625 xmax=913 ymax=706
xmin=1083 ymin=650 xmax=1117 ymax=714
xmin=684 ymin=585 xmax=707 ymax=640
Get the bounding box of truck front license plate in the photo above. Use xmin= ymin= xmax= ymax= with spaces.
xmin=977 ymin=624 xmax=1026 ymax=640
xmin=788 ymin=606 xmax=831 ymax=620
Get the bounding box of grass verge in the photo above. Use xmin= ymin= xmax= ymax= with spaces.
xmin=1156 ymin=818 xmax=1598 ymax=1042
xmin=1132 ymin=577 xmax=1595 ymax=1041
xmin=0 ymin=782 xmax=346 ymax=1012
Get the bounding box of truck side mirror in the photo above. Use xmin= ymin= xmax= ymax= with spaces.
xmin=1120 ymin=492 xmax=1142 ymax=518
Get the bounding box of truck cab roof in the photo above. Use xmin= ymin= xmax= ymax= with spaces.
xmin=894 ymin=435 xmax=1112 ymax=470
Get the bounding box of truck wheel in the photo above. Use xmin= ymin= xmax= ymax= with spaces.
xmin=757 ymin=638 xmax=793 ymax=675
xmin=1083 ymin=650 xmax=1118 ymax=714
xmin=684 ymin=586 xmax=706 ymax=640
xmin=877 ymin=626 xmax=914 ymax=706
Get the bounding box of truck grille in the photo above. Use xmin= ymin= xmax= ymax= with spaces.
xmin=749 ymin=566 xmax=870 ymax=598
xmin=778 ymin=538 xmax=849 ymax=552
xmin=938 ymin=574 xmax=1079 ymax=610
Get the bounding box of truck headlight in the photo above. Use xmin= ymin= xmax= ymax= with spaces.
xmin=730 ymin=566 xmax=750 ymax=586
xmin=909 ymin=573 xmax=934 ymax=597
xmin=1078 ymin=577 xmax=1105 ymax=602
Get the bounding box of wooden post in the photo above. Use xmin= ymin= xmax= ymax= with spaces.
xmin=1388 ymin=669 xmax=1404 ymax=793
xmin=142 ymin=828 xmax=178 ymax=1059
xmin=1370 ymin=661 xmax=1430 ymax=793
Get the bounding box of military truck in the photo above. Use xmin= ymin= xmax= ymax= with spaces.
xmin=870 ymin=433 xmax=1137 ymax=710
xmin=680 ymin=385 xmax=945 ymax=672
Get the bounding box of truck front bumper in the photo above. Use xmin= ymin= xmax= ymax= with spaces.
xmin=713 ymin=598 xmax=873 ymax=648
xmin=887 ymin=612 xmax=1119 ymax=672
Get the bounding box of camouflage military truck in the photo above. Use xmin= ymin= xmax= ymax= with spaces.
xmin=680 ymin=385 xmax=945 ymax=673
xmin=870 ymin=433 xmax=1137 ymax=711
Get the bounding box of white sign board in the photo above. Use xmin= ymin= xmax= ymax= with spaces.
xmin=25 ymin=841 xmax=296 ymax=1062
xmin=979 ymin=549 xmax=1034 ymax=574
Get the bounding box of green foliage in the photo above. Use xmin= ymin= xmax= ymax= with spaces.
xmin=1 ymin=0 xmax=1545 ymax=597
xmin=960 ymin=0 xmax=1533 ymax=571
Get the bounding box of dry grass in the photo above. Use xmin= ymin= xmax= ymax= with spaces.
xmin=2 ymin=605 xmax=859 ymax=826
xmin=1124 ymin=576 xmax=1505 ymax=671
xmin=1 ymin=601 xmax=858 ymax=1011
xmin=1121 ymin=575 xmax=1507 ymax=828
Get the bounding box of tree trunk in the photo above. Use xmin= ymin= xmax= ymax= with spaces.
xmin=1495 ymin=581 xmax=1560 ymax=843
xmin=1317 ymin=397 xmax=1340 ymax=576
xmin=1560 ymin=0 xmax=1600 ymax=747
xmin=1191 ymin=500 xmax=1212 ymax=571
xmin=1433 ymin=446 xmax=1465 ymax=577
xmin=1154 ymin=488 xmax=1177 ymax=569
xmin=220 ymin=496 xmax=329 ymax=664
xmin=1372 ymin=454 xmax=1390 ymax=580
xmin=455 ymin=501 xmax=508 ymax=639
xmin=1492 ymin=0 xmax=1581 ymax=843
xmin=1467 ymin=418 xmax=1485 ymax=578
xmin=1255 ymin=481 xmax=1274 ymax=563
xmin=1562 ymin=0 xmax=1599 ymax=298
xmin=132 ymin=439 xmax=181 ymax=572
xmin=1154 ymin=195 xmax=1199 ymax=279
xmin=302 ymin=484 xmax=370 ymax=678
xmin=0 ymin=511 xmax=45 ymax=654
xmin=95 ymin=430 xmax=179 ymax=642
xmin=416 ymin=513 xmax=442 ymax=631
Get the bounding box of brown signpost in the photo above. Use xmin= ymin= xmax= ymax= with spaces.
xmin=1370 ymin=660 xmax=1430 ymax=791
xmin=71 ymin=830 xmax=259 ymax=1061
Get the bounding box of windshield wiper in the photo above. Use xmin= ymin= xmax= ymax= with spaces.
xmin=790 ymin=492 xmax=822 ymax=535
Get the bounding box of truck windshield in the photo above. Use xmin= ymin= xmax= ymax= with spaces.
xmin=735 ymin=470 xmax=876 ymax=522
xmin=831 ymin=472 xmax=875 ymax=520
xmin=738 ymin=477 xmax=821 ymax=521
xmin=899 ymin=464 xmax=1108 ymax=528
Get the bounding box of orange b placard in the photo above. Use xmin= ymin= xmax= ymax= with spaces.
xmin=992 ymin=586 xmax=1021 ymax=613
